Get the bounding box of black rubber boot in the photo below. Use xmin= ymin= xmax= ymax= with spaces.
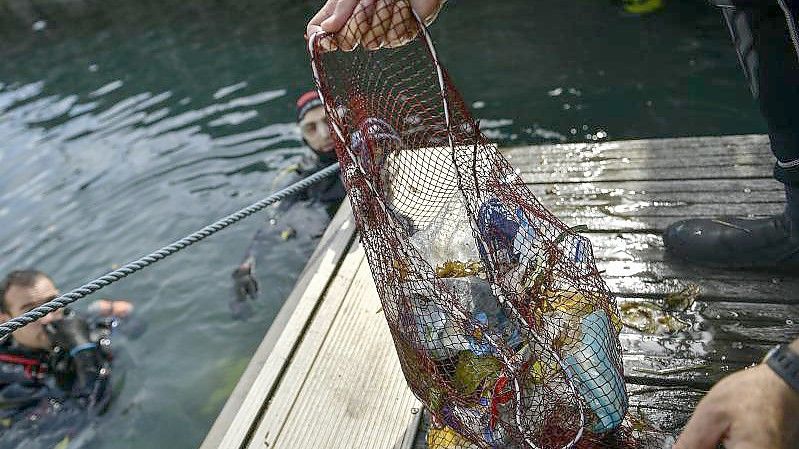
xmin=674 ymin=1 xmax=799 ymax=270
xmin=663 ymin=185 xmax=799 ymax=270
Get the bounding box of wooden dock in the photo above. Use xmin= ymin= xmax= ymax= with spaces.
xmin=201 ymin=134 xmax=799 ymax=449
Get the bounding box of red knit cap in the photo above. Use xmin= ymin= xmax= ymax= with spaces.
xmin=296 ymin=90 xmax=323 ymax=122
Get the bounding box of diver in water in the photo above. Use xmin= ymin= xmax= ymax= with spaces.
xmin=230 ymin=91 xmax=346 ymax=319
xmin=0 ymin=269 xmax=139 ymax=446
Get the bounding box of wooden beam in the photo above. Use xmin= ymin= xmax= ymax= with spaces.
xmin=201 ymin=201 xmax=357 ymax=449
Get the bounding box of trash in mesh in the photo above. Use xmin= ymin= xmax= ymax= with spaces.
xmin=308 ymin=2 xmax=663 ymax=447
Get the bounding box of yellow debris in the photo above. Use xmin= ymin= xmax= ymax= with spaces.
xmin=453 ymin=351 xmax=501 ymax=395
xmin=435 ymin=260 xmax=483 ymax=278
xmin=623 ymin=0 xmax=663 ymax=14
xmin=427 ymin=425 xmax=478 ymax=449
xmin=280 ymin=227 xmax=297 ymax=240
xmin=544 ymin=289 xmax=623 ymax=332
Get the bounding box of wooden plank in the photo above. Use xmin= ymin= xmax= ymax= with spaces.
xmin=698 ymin=301 xmax=799 ymax=322
xmin=548 ymin=200 xmax=782 ymax=218
xmin=513 ymin=154 xmax=772 ymax=179
xmin=619 ymin=333 xmax=772 ymax=363
xmin=606 ymin=274 xmax=798 ymax=304
xmin=626 ymin=385 xmax=701 ymax=434
xmin=600 ymin=258 xmax=789 ymax=285
xmin=623 ymin=355 xmax=743 ymax=389
xmin=201 ymin=201 xmax=357 ymax=449
xmin=616 ymin=297 xmax=799 ymax=332
xmin=552 ymin=215 xmax=786 ymax=233
xmin=502 ymin=139 xmax=781 ymax=231
xmin=573 ymin=232 xmax=799 ymax=303
xmin=527 ymin=178 xmax=784 ymax=198
xmin=502 ymin=134 xmax=770 ymax=161
xmin=537 ymin=189 xmax=782 ymax=206
xmin=519 ymin=165 xmax=771 ymax=184
xmin=520 ymin=179 xmax=784 ymax=232
xmin=522 ymin=204 xmax=783 ymax=232
xmin=245 ymin=244 xmax=367 ymax=449
xmin=501 ymin=135 xmax=774 ymax=183
xmin=253 ymin=250 xmax=421 ymax=449
xmin=547 ymin=215 xmax=682 ymax=232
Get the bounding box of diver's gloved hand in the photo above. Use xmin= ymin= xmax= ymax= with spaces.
xmin=45 ymin=312 xmax=102 ymax=396
xmin=232 ymin=262 xmax=258 ymax=301
xmin=45 ymin=311 xmax=92 ymax=352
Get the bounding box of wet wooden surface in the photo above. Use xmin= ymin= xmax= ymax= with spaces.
xmin=208 ymin=135 xmax=798 ymax=449
xmin=502 ymin=134 xmax=795 ymax=443
xmin=412 ymin=134 xmax=797 ymax=446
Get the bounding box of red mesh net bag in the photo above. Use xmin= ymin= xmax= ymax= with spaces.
xmin=308 ymin=3 xmax=660 ymax=448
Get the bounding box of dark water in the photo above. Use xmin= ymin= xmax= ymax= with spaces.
xmin=0 ymin=0 xmax=765 ymax=448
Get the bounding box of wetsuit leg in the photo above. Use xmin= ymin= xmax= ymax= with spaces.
xmin=660 ymin=2 xmax=799 ymax=269
xmin=715 ymin=0 xmax=799 ymax=187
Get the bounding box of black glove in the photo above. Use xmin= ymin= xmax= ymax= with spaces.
xmin=232 ymin=263 xmax=258 ymax=301
xmin=45 ymin=313 xmax=101 ymax=397
xmin=45 ymin=311 xmax=92 ymax=351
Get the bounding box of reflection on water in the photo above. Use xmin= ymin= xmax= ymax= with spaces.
xmin=0 ymin=0 xmax=767 ymax=447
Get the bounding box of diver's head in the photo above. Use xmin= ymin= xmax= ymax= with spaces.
xmin=297 ymin=90 xmax=335 ymax=162
xmin=0 ymin=270 xmax=63 ymax=351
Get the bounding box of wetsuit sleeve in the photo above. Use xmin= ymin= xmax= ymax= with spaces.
xmin=237 ymin=163 xmax=306 ymax=267
xmin=269 ymin=163 xmax=307 ymax=212
xmin=71 ymin=352 xmax=112 ymax=413
xmin=0 ymin=382 xmax=52 ymax=416
xmin=49 ymin=314 xmax=113 ymax=412
xmin=90 ymin=313 xmax=146 ymax=340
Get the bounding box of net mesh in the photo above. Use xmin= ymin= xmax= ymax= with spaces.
xmin=309 ymin=3 xmax=660 ymax=447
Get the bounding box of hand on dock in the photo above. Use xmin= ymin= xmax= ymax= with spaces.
xmin=674 ymin=363 xmax=799 ymax=449
xmin=307 ymin=0 xmax=445 ymax=51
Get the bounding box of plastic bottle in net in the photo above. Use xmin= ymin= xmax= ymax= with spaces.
xmin=308 ymin=3 xmax=663 ymax=448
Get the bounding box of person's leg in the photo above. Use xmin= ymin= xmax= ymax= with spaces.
xmin=663 ymin=0 xmax=799 ymax=269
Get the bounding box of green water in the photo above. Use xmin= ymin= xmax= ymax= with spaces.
xmin=0 ymin=1 xmax=765 ymax=448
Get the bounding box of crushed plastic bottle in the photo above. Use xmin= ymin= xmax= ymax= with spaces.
xmin=409 ymin=195 xmax=481 ymax=268
xmin=476 ymin=198 xmax=520 ymax=268
xmin=407 ymin=195 xmax=522 ymax=360
xmin=408 ymin=281 xmax=472 ymax=361
xmin=442 ymin=277 xmax=523 ymax=355
xmin=543 ymin=291 xmax=627 ymax=433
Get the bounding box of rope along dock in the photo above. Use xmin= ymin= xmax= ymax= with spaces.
xmin=0 ymin=162 xmax=340 ymax=339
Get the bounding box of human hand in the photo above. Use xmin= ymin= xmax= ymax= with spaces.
xmin=307 ymin=0 xmax=445 ymax=51
xmin=88 ymin=299 xmax=134 ymax=318
xmin=674 ymin=364 xmax=799 ymax=449
xmin=232 ymin=262 xmax=258 ymax=301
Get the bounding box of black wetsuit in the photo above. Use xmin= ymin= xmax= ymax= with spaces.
xmin=0 ymin=315 xmax=119 ymax=448
xmin=231 ymin=150 xmax=346 ymax=319
xmin=269 ymin=151 xmax=346 ymax=221
xmin=712 ymin=0 xmax=799 ymax=185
